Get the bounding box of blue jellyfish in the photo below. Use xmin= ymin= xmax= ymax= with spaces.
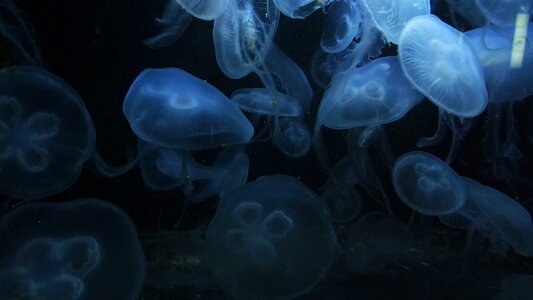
xmin=316 ymin=56 xmax=424 ymax=130
xmin=231 ymin=88 xmax=303 ymax=117
xmin=0 ymin=198 xmax=146 ymax=300
xmin=175 ymin=0 xmax=229 ymax=20
xmin=392 ymin=151 xmax=466 ymax=216
xmin=321 ymin=184 xmax=362 ymax=223
xmin=0 ymin=0 xmax=42 ymax=66
xmin=361 ymin=0 xmax=431 ymax=44
xmin=123 ymin=67 xmax=253 ymax=150
xmin=144 ymin=0 xmax=192 ymax=49
xmin=207 ymin=175 xmax=337 ymax=300
xmin=344 ymin=212 xmax=414 ymax=274
xmin=273 ymin=117 xmax=312 ymax=157
xmin=273 ymin=0 xmax=334 ymax=19
xmin=0 ymin=67 xmax=95 ymax=200
xmin=321 ymin=0 xmax=361 ymax=53
xmin=398 ymin=14 xmax=488 ymax=118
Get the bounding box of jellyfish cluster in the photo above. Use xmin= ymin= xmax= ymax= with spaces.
xmin=1 ymin=0 xmax=533 ymax=299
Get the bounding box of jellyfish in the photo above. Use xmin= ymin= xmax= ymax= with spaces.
xmin=144 ymin=0 xmax=192 ymax=49
xmin=344 ymin=212 xmax=414 ymax=274
xmin=317 ymin=56 xmax=424 ymax=130
xmin=273 ymin=0 xmax=334 ymax=19
xmin=321 ymin=0 xmax=361 ymax=53
xmin=0 ymin=66 xmax=139 ymax=201
xmin=475 ymin=0 xmax=532 ymax=26
xmin=321 ymin=184 xmax=362 ymax=223
xmin=123 ymin=67 xmax=253 ymax=150
xmin=398 ymin=14 xmax=488 ymax=118
xmin=0 ymin=0 xmax=42 ymax=66
xmin=175 ymin=0 xmax=230 ymax=21
xmin=0 ymin=67 xmax=95 ymax=200
xmin=273 ymin=117 xmax=312 ymax=157
xmin=231 ymin=88 xmax=303 ymax=117
xmin=207 ymin=175 xmax=337 ymax=299
xmin=361 ymin=0 xmax=431 ymax=44
xmin=0 ymin=198 xmax=146 ymax=300
xmin=392 ymin=151 xmax=466 ymax=216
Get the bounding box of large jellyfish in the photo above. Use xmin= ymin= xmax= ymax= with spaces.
xmin=398 ymin=14 xmax=488 ymax=118
xmin=0 ymin=198 xmax=146 ymax=300
xmin=207 ymin=175 xmax=337 ymax=299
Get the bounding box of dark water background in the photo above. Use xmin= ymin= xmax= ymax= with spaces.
xmin=4 ymin=0 xmax=533 ymax=299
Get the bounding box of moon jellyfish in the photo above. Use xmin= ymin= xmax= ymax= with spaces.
xmin=344 ymin=212 xmax=414 ymax=274
xmin=362 ymin=0 xmax=430 ymax=44
xmin=213 ymin=0 xmax=279 ymax=81
xmin=273 ymin=117 xmax=312 ymax=157
xmin=475 ymin=0 xmax=532 ymax=26
xmin=273 ymin=0 xmax=333 ymax=19
xmin=123 ymin=67 xmax=253 ymax=150
xmin=392 ymin=151 xmax=466 ymax=216
xmin=175 ymin=0 xmax=230 ymax=20
xmin=321 ymin=0 xmax=361 ymax=53
xmin=317 ymin=56 xmax=424 ymax=129
xmin=398 ymin=14 xmax=488 ymax=118
xmin=207 ymin=175 xmax=337 ymax=300
xmin=0 ymin=198 xmax=146 ymax=300
xmin=321 ymin=184 xmax=362 ymax=223
xmin=0 ymin=67 xmax=95 ymax=200
xmin=144 ymin=0 xmax=192 ymax=49
xmin=231 ymin=88 xmax=303 ymax=117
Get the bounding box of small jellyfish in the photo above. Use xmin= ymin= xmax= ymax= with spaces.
xmin=321 ymin=0 xmax=361 ymax=53
xmin=273 ymin=117 xmax=312 ymax=157
xmin=144 ymin=0 xmax=192 ymax=49
xmin=362 ymin=0 xmax=430 ymax=44
xmin=0 ymin=198 xmax=145 ymax=300
xmin=0 ymin=67 xmax=95 ymax=200
xmin=207 ymin=175 xmax=337 ymax=299
xmin=392 ymin=151 xmax=466 ymax=216
xmin=123 ymin=67 xmax=253 ymax=150
xmin=321 ymin=184 xmax=362 ymax=223
xmin=398 ymin=14 xmax=488 ymax=118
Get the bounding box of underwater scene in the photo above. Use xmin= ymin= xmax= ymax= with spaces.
xmin=1 ymin=0 xmax=533 ymax=299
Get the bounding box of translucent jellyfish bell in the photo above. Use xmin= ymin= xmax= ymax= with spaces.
xmin=123 ymin=68 xmax=253 ymax=150
xmin=392 ymin=151 xmax=466 ymax=216
xmin=321 ymin=0 xmax=361 ymax=53
xmin=362 ymin=0 xmax=430 ymax=44
xmin=143 ymin=0 xmax=192 ymax=49
xmin=0 ymin=67 xmax=96 ymax=200
xmin=273 ymin=117 xmax=312 ymax=157
xmin=207 ymin=175 xmax=337 ymax=299
xmin=0 ymin=199 xmax=145 ymax=300
xmin=273 ymin=0 xmax=331 ymax=19
xmin=321 ymin=184 xmax=362 ymax=223
xmin=317 ymin=56 xmax=424 ymax=129
xmin=231 ymin=88 xmax=302 ymax=117
xmin=398 ymin=14 xmax=488 ymax=118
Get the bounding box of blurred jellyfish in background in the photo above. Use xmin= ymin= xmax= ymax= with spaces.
xmin=475 ymin=0 xmax=532 ymax=26
xmin=176 ymin=0 xmax=230 ymax=21
xmin=0 ymin=198 xmax=146 ymax=300
xmin=321 ymin=184 xmax=362 ymax=223
xmin=144 ymin=0 xmax=192 ymax=49
xmin=0 ymin=0 xmax=41 ymax=66
xmin=207 ymin=175 xmax=337 ymax=300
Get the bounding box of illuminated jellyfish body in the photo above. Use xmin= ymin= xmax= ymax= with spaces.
xmin=398 ymin=14 xmax=488 ymax=118
xmin=361 ymin=0 xmax=430 ymax=44
xmin=392 ymin=151 xmax=466 ymax=216
xmin=321 ymin=0 xmax=361 ymax=53
xmin=213 ymin=0 xmax=279 ymax=85
xmin=175 ymin=0 xmax=229 ymax=20
xmin=0 ymin=0 xmax=41 ymax=65
xmin=475 ymin=0 xmax=532 ymax=26
xmin=0 ymin=198 xmax=145 ymax=300
xmin=273 ymin=0 xmax=334 ymax=19
xmin=317 ymin=56 xmax=424 ymax=129
xmin=207 ymin=175 xmax=337 ymax=300
xmin=321 ymin=184 xmax=362 ymax=223
xmin=344 ymin=212 xmax=414 ymax=274
xmin=465 ymin=22 xmax=533 ymax=103
xmin=442 ymin=177 xmax=533 ymax=257
xmin=123 ymin=67 xmax=253 ymax=150
xmin=273 ymin=117 xmax=312 ymax=157
xmin=144 ymin=0 xmax=192 ymax=49
xmin=231 ymin=88 xmax=302 ymax=117
xmin=0 ymin=67 xmax=95 ymax=200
